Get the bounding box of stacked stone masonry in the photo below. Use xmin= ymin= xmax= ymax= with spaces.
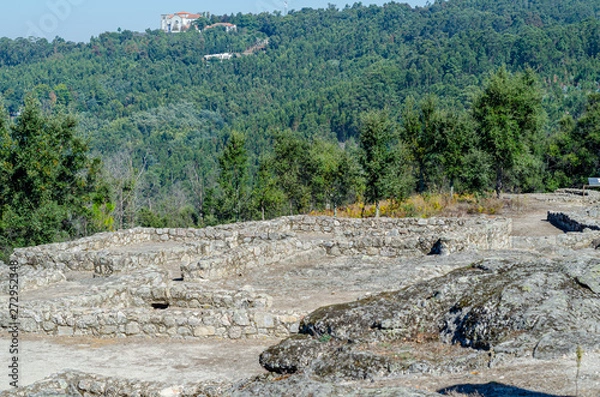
xmin=548 ymin=210 xmax=600 ymax=232
xmin=5 ymin=215 xmax=513 ymax=340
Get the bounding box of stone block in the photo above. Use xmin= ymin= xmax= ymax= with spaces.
xmin=100 ymin=325 xmax=118 ymax=335
xmin=193 ymin=325 xmax=216 ymax=337
xmin=177 ymin=326 xmax=192 ymax=337
xmin=42 ymin=321 xmax=56 ymax=332
xmin=228 ymin=326 xmax=243 ymax=339
xmin=233 ymin=310 xmax=250 ymax=326
xmin=20 ymin=318 xmax=38 ymax=332
xmin=254 ymin=313 xmax=274 ymax=328
xmin=57 ymin=326 xmax=74 ymax=337
xmin=288 ymin=322 xmax=300 ymax=333
xmin=125 ymin=322 xmax=140 ymax=335
xmin=278 ymin=315 xmax=298 ymax=324
xmin=142 ymin=324 xmax=157 ymax=335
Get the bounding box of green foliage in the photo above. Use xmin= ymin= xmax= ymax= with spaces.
xmin=252 ymin=155 xmax=286 ymax=220
xmin=359 ymin=110 xmax=408 ymax=216
xmin=0 ymin=0 xmax=600 ymax=233
xmin=271 ymin=130 xmax=314 ymax=215
xmin=0 ymin=97 xmax=105 ymax=255
xmin=217 ymin=131 xmax=250 ymax=223
xmin=472 ymin=67 xmax=545 ymax=196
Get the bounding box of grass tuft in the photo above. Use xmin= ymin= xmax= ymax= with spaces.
xmin=312 ymin=192 xmax=505 ymax=219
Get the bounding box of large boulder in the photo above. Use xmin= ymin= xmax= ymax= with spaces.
xmin=261 ymin=251 xmax=600 ymax=379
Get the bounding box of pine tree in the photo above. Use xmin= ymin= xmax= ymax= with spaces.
xmin=359 ymin=110 xmax=397 ymax=217
xmin=217 ymin=131 xmax=249 ymax=223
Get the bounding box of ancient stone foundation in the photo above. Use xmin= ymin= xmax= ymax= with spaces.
xmin=4 ymin=215 xmax=512 ymax=340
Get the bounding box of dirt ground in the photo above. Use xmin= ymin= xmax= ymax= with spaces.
xmin=1 ymin=193 xmax=599 ymax=396
xmin=502 ymin=193 xmax=583 ymax=237
xmin=0 ymin=334 xmax=272 ymax=389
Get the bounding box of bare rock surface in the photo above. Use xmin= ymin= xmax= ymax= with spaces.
xmin=260 ymin=250 xmax=600 ymax=378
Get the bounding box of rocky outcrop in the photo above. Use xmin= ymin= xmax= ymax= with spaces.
xmin=0 ymin=370 xmax=227 ymax=397
xmin=260 ymin=251 xmax=600 ymax=378
xmin=0 ymin=370 xmax=443 ymax=397
xmin=231 ymin=374 xmax=442 ymax=396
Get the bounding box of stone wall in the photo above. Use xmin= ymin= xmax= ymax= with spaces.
xmin=0 ymin=266 xmax=65 ymax=294
xmin=12 ymin=305 xmax=304 ymax=340
xmin=182 ymin=238 xmax=321 ymax=280
xmin=0 ymin=268 xmax=302 ymax=340
xmin=180 ymin=216 xmax=511 ymax=280
xmin=548 ymin=210 xmax=600 ymax=232
xmin=4 ymin=215 xmax=513 ymax=340
xmin=10 ymin=218 xmax=293 ymax=272
xmin=11 ymin=215 xmax=512 ymax=279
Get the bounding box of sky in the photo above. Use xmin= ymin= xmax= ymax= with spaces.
xmin=1 ymin=0 xmax=429 ymax=42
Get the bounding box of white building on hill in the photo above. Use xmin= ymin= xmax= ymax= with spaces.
xmin=161 ymin=11 xmax=208 ymax=33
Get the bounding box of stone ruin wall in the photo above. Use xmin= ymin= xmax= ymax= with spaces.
xmin=510 ymin=209 xmax=600 ymax=250
xmin=4 ymin=268 xmax=305 ymax=340
xmin=5 ymin=215 xmax=513 ymax=341
xmin=547 ymin=210 xmax=600 ymax=232
xmin=11 ymin=215 xmax=513 ymax=278
xmin=10 ymin=217 xmax=293 ymax=272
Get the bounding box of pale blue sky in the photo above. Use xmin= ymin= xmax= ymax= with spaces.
xmin=2 ymin=0 xmax=428 ymax=42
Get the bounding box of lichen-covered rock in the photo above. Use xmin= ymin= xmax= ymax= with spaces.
xmin=259 ymin=334 xmax=328 ymax=374
xmin=0 ymin=371 xmax=227 ymax=397
xmin=230 ymin=373 xmax=442 ymax=397
xmin=263 ymin=251 xmax=600 ymax=379
xmin=2 ymin=370 xmax=441 ymax=397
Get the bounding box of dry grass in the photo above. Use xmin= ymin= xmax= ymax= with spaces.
xmin=312 ymin=193 xmax=505 ymax=219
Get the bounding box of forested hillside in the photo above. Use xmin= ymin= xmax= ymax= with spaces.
xmin=1 ymin=0 xmax=600 ymax=250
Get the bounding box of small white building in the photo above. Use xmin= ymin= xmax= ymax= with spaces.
xmin=204 ymin=23 xmax=238 ymax=33
xmin=204 ymin=53 xmax=234 ymax=61
xmin=161 ymin=11 xmax=207 ymax=33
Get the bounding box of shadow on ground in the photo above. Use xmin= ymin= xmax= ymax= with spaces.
xmin=439 ymin=382 xmax=569 ymax=397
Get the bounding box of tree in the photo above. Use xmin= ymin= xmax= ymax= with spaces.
xmin=401 ymin=95 xmax=437 ymax=193
xmin=472 ymin=67 xmax=545 ymax=197
xmin=309 ymin=139 xmax=362 ymax=216
xmin=402 ymin=95 xmax=483 ymax=193
xmin=359 ymin=110 xmax=398 ymax=217
xmin=0 ymin=96 xmax=105 ymax=254
xmin=271 ymin=130 xmax=313 ymax=215
xmin=252 ymin=155 xmax=285 ymax=220
xmin=103 ymin=149 xmax=145 ymax=230
xmin=548 ymin=93 xmax=600 ymax=187
xmin=217 ymin=131 xmax=249 ymax=223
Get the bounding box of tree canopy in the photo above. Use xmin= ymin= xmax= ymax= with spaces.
xmin=1 ymin=0 xmax=600 ymax=246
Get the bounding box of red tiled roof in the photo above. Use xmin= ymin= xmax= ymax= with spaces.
xmin=175 ymin=11 xmax=201 ymax=19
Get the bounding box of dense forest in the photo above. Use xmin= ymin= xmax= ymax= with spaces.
xmin=1 ymin=0 xmax=600 ymax=254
